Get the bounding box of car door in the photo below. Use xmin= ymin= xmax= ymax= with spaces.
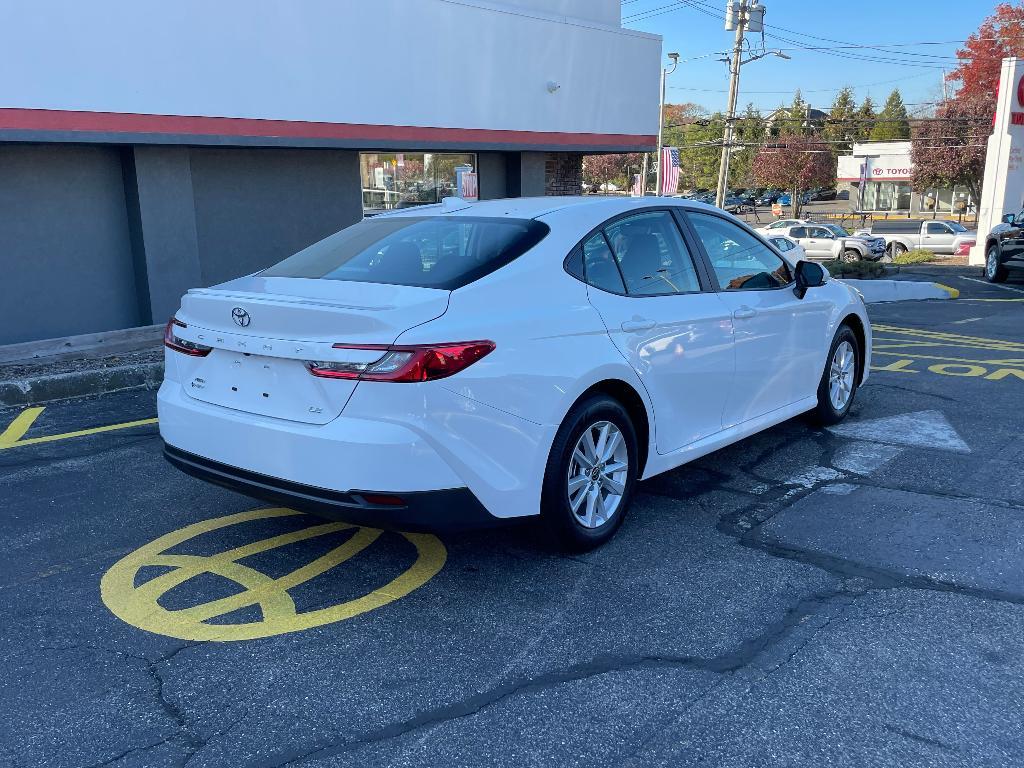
xmin=580 ymin=209 xmax=736 ymax=454
xmin=684 ymin=210 xmax=832 ymax=427
xmin=786 ymin=226 xmax=815 ymax=257
xmin=804 ymin=226 xmax=837 ymax=259
xmin=923 ymin=221 xmax=955 ymax=254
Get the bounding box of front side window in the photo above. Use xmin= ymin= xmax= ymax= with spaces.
xmin=808 ymin=227 xmax=834 ymax=239
xmin=926 ymin=222 xmax=951 ymax=235
xmin=604 ymin=211 xmax=701 ymax=296
xmin=689 ymin=212 xmax=793 ymax=291
xmin=262 ymin=216 xmax=548 ymax=290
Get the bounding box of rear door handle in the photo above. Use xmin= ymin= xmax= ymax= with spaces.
xmin=733 ymin=306 xmax=757 ymax=320
xmin=621 ymin=319 xmax=656 ymax=332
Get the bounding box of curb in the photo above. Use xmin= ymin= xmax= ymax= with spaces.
xmin=838 ymin=278 xmax=960 ymax=303
xmin=0 ymin=361 xmax=164 ymax=408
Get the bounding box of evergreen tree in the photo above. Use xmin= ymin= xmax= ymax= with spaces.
xmin=823 ymin=87 xmax=856 ymax=154
xmin=870 ymin=88 xmax=911 ymax=141
xmin=730 ymin=103 xmax=766 ymax=187
xmin=787 ymin=90 xmax=809 ymax=134
xmin=855 ymin=96 xmax=877 ymax=140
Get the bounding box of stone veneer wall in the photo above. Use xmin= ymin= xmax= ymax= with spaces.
xmin=544 ymin=152 xmax=583 ymax=195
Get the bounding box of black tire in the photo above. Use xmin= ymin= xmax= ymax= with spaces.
xmin=986 ymin=245 xmax=1009 ymax=283
xmin=810 ymin=325 xmax=861 ymax=426
xmin=841 ymin=248 xmax=861 ymax=263
xmin=540 ymin=394 xmax=639 ymax=551
xmin=892 ymin=242 xmax=908 ymax=258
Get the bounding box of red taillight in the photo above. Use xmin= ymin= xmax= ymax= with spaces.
xmin=307 ymin=341 xmax=495 ymax=383
xmin=163 ymin=317 xmax=212 ymax=357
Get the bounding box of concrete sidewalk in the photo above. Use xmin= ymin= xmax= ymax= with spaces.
xmin=838 ymin=278 xmax=959 ymax=303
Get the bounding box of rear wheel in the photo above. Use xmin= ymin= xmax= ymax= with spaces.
xmin=986 ymin=246 xmax=1009 ymax=283
xmin=810 ymin=326 xmax=861 ymax=426
xmin=541 ymin=395 xmax=638 ymax=551
xmin=892 ymin=242 xmax=908 ymax=258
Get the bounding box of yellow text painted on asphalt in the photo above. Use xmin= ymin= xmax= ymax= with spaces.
xmin=870 ymin=324 xmax=1024 ymax=383
xmin=101 ymin=508 xmax=447 ymax=641
xmin=0 ymin=406 xmax=157 ymax=450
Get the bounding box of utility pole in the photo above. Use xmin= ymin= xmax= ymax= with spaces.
xmin=655 ymin=52 xmax=680 ymax=196
xmin=715 ymin=0 xmax=748 ymax=209
xmin=715 ymin=1 xmax=774 ymax=208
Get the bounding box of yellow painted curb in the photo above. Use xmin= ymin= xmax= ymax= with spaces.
xmin=932 ymin=283 xmax=960 ymax=299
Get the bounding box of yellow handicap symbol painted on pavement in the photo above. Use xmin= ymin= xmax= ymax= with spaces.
xmin=101 ymin=508 xmax=446 ymax=641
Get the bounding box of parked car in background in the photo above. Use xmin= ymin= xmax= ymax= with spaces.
xmin=980 ymin=211 xmax=1024 ymax=282
xmin=761 ymin=220 xmax=885 ymax=262
xmin=159 ymin=196 xmax=871 ymax=550
xmin=757 ymin=189 xmax=783 ymax=206
xmin=813 ymin=188 xmax=838 ymax=201
xmin=779 ymin=192 xmax=812 ymax=207
xmin=765 ymin=234 xmax=806 ymax=262
xmin=864 ymin=219 xmax=976 ymax=257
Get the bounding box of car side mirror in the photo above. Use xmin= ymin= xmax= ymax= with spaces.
xmin=1003 ymin=213 xmax=1016 ymax=224
xmin=794 ymin=260 xmax=826 ymax=299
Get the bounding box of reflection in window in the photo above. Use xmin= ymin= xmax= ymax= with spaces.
xmin=689 ymin=212 xmax=792 ymax=291
xmin=360 ymin=153 xmax=476 ymax=214
xmin=603 ymin=211 xmax=700 ymax=295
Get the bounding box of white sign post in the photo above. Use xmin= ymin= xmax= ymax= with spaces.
xmin=971 ymin=57 xmax=1024 ymax=266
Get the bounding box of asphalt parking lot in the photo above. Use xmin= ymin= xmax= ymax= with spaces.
xmin=2 ymin=268 xmax=1023 ymax=768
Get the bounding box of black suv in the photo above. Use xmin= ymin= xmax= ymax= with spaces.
xmin=983 ymin=212 xmax=1024 ymax=282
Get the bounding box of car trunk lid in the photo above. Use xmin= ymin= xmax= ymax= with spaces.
xmin=171 ymin=275 xmax=449 ymax=424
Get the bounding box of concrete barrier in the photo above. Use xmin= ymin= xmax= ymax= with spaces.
xmin=838 ymin=279 xmax=959 ymax=303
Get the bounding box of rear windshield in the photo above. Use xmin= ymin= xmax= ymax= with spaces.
xmin=261 ymin=216 xmax=549 ymax=290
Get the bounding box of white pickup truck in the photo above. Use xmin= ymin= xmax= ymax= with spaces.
xmin=856 ymin=219 xmax=976 ymax=257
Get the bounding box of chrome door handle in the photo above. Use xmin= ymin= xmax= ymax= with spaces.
xmin=733 ymin=306 xmax=757 ymax=320
xmin=621 ymin=319 xmax=656 ymax=332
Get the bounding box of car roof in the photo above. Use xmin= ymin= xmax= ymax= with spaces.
xmin=374 ymin=195 xmax=717 ymax=221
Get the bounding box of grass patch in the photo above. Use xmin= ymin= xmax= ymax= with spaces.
xmin=823 ymin=259 xmax=887 ymax=279
xmin=892 ymin=248 xmax=936 ymax=265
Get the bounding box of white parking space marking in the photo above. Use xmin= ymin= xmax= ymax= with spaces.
xmin=959 ymin=276 xmax=1024 ymax=294
xmin=832 ymin=441 xmax=903 ymax=475
xmin=828 ymin=410 xmax=970 ymax=453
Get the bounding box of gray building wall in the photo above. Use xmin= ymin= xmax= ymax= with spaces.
xmin=0 ymin=145 xmax=141 ymax=345
xmin=189 ymin=148 xmax=362 ymax=287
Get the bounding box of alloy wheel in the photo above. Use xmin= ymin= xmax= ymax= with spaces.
xmin=567 ymin=421 xmax=629 ymax=529
xmin=828 ymin=340 xmax=855 ymax=411
xmin=987 ymin=250 xmax=998 ymax=280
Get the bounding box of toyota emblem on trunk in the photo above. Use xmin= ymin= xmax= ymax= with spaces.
xmin=231 ymin=307 xmax=251 ymax=327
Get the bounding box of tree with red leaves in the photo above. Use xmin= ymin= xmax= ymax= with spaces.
xmin=948 ymin=3 xmax=1024 ymax=103
xmin=752 ymin=134 xmax=835 ymax=218
xmin=911 ymin=94 xmax=990 ymax=204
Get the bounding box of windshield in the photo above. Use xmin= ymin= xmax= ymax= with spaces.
xmin=949 ymin=221 xmax=968 ymax=232
xmin=261 ymin=216 xmax=549 ymax=290
xmin=824 ymin=224 xmax=851 ymax=237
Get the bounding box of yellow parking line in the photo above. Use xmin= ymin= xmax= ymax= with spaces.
xmin=0 ymin=407 xmax=45 ymax=447
xmin=872 ymin=350 xmax=1024 ymax=368
xmin=0 ymin=406 xmax=158 ymax=450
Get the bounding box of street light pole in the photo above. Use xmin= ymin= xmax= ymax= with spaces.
xmin=655 ymin=52 xmax=680 ymax=196
xmin=715 ymin=1 xmax=747 ymax=209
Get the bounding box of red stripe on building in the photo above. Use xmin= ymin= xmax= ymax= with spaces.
xmin=0 ymin=108 xmax=656 ymax=149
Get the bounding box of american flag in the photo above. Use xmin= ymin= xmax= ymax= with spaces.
xmin=631 ymin=173 xmax=643 ymax=197
xmin=659 ymin=146 xmax=680 ymax=196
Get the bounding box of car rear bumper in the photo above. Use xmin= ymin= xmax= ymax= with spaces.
xmin=163 ymin=443 xmax=499 ymax=532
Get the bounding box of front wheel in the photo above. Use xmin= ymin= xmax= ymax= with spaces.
xmin=541 ymin=395 xmax=639 ymax=551
xmin=841 ymin=248 xmax=861 ymax=263
xmin=986 ymin=246 xmax=1009 ymax=283
xmin=810 ymin=326 xmax=861 ymax=426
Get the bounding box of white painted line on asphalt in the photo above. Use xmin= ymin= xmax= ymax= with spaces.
xmin=832 ymin=441 xmax=903 ymax=475
xmin=959 ymin=276 xmax=1024 ymax=294
xmin=951 ymin=317 xmax=983 ymax=325
xmin=828 ymin=410 xmax=970 ymax=454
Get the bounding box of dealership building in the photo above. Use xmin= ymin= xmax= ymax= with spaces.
xmin=0 ymin=0 xmax=659 ymax=345
xmin=837 ymin=141 xmax=975 ymax=217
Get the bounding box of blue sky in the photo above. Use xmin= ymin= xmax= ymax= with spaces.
xmin=621 ymin=0 xmax=994 ymax=115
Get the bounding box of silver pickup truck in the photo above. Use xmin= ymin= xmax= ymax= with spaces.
xmin=855 ymin=219 xmax=976 ymax=257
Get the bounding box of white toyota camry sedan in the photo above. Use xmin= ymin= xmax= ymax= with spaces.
xmin=159 ymin=196 xmax=870 ymax=550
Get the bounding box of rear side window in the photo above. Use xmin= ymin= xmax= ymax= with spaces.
xmin=582 ymin=233 xmax=626 ymax=294
xmin=261 ymin=216 xmax=549 ymax=290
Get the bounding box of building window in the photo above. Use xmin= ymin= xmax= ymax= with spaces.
xmin=360 ymin=153 xmax=476 ymax=214
xmin=923 ymin=186 xmax=975 ymax=214
xmin=862 ymin=181 xmax=912 ymax=211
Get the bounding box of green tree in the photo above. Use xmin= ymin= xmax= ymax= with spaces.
xmin=730 ymin=103 xmax=766 ymax=187
xmin=786 ymin=90 xmax=809 ymax=134
xmin=855 ymin=96 xmax=877 ymax=140
xmin=870 ymin=89 xmax=911 ymax=141
xmin=823 ymin=87 xmax=856 ymax=154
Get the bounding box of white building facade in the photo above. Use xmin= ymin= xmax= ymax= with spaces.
xmin=837 ymin=141 xmax=974 ymax=217
xmin=0 ymin=0 xmax=660 ymax=344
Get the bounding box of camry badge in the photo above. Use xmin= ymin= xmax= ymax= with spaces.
xmin=231 ymin=307 xmax=251 ymax=327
